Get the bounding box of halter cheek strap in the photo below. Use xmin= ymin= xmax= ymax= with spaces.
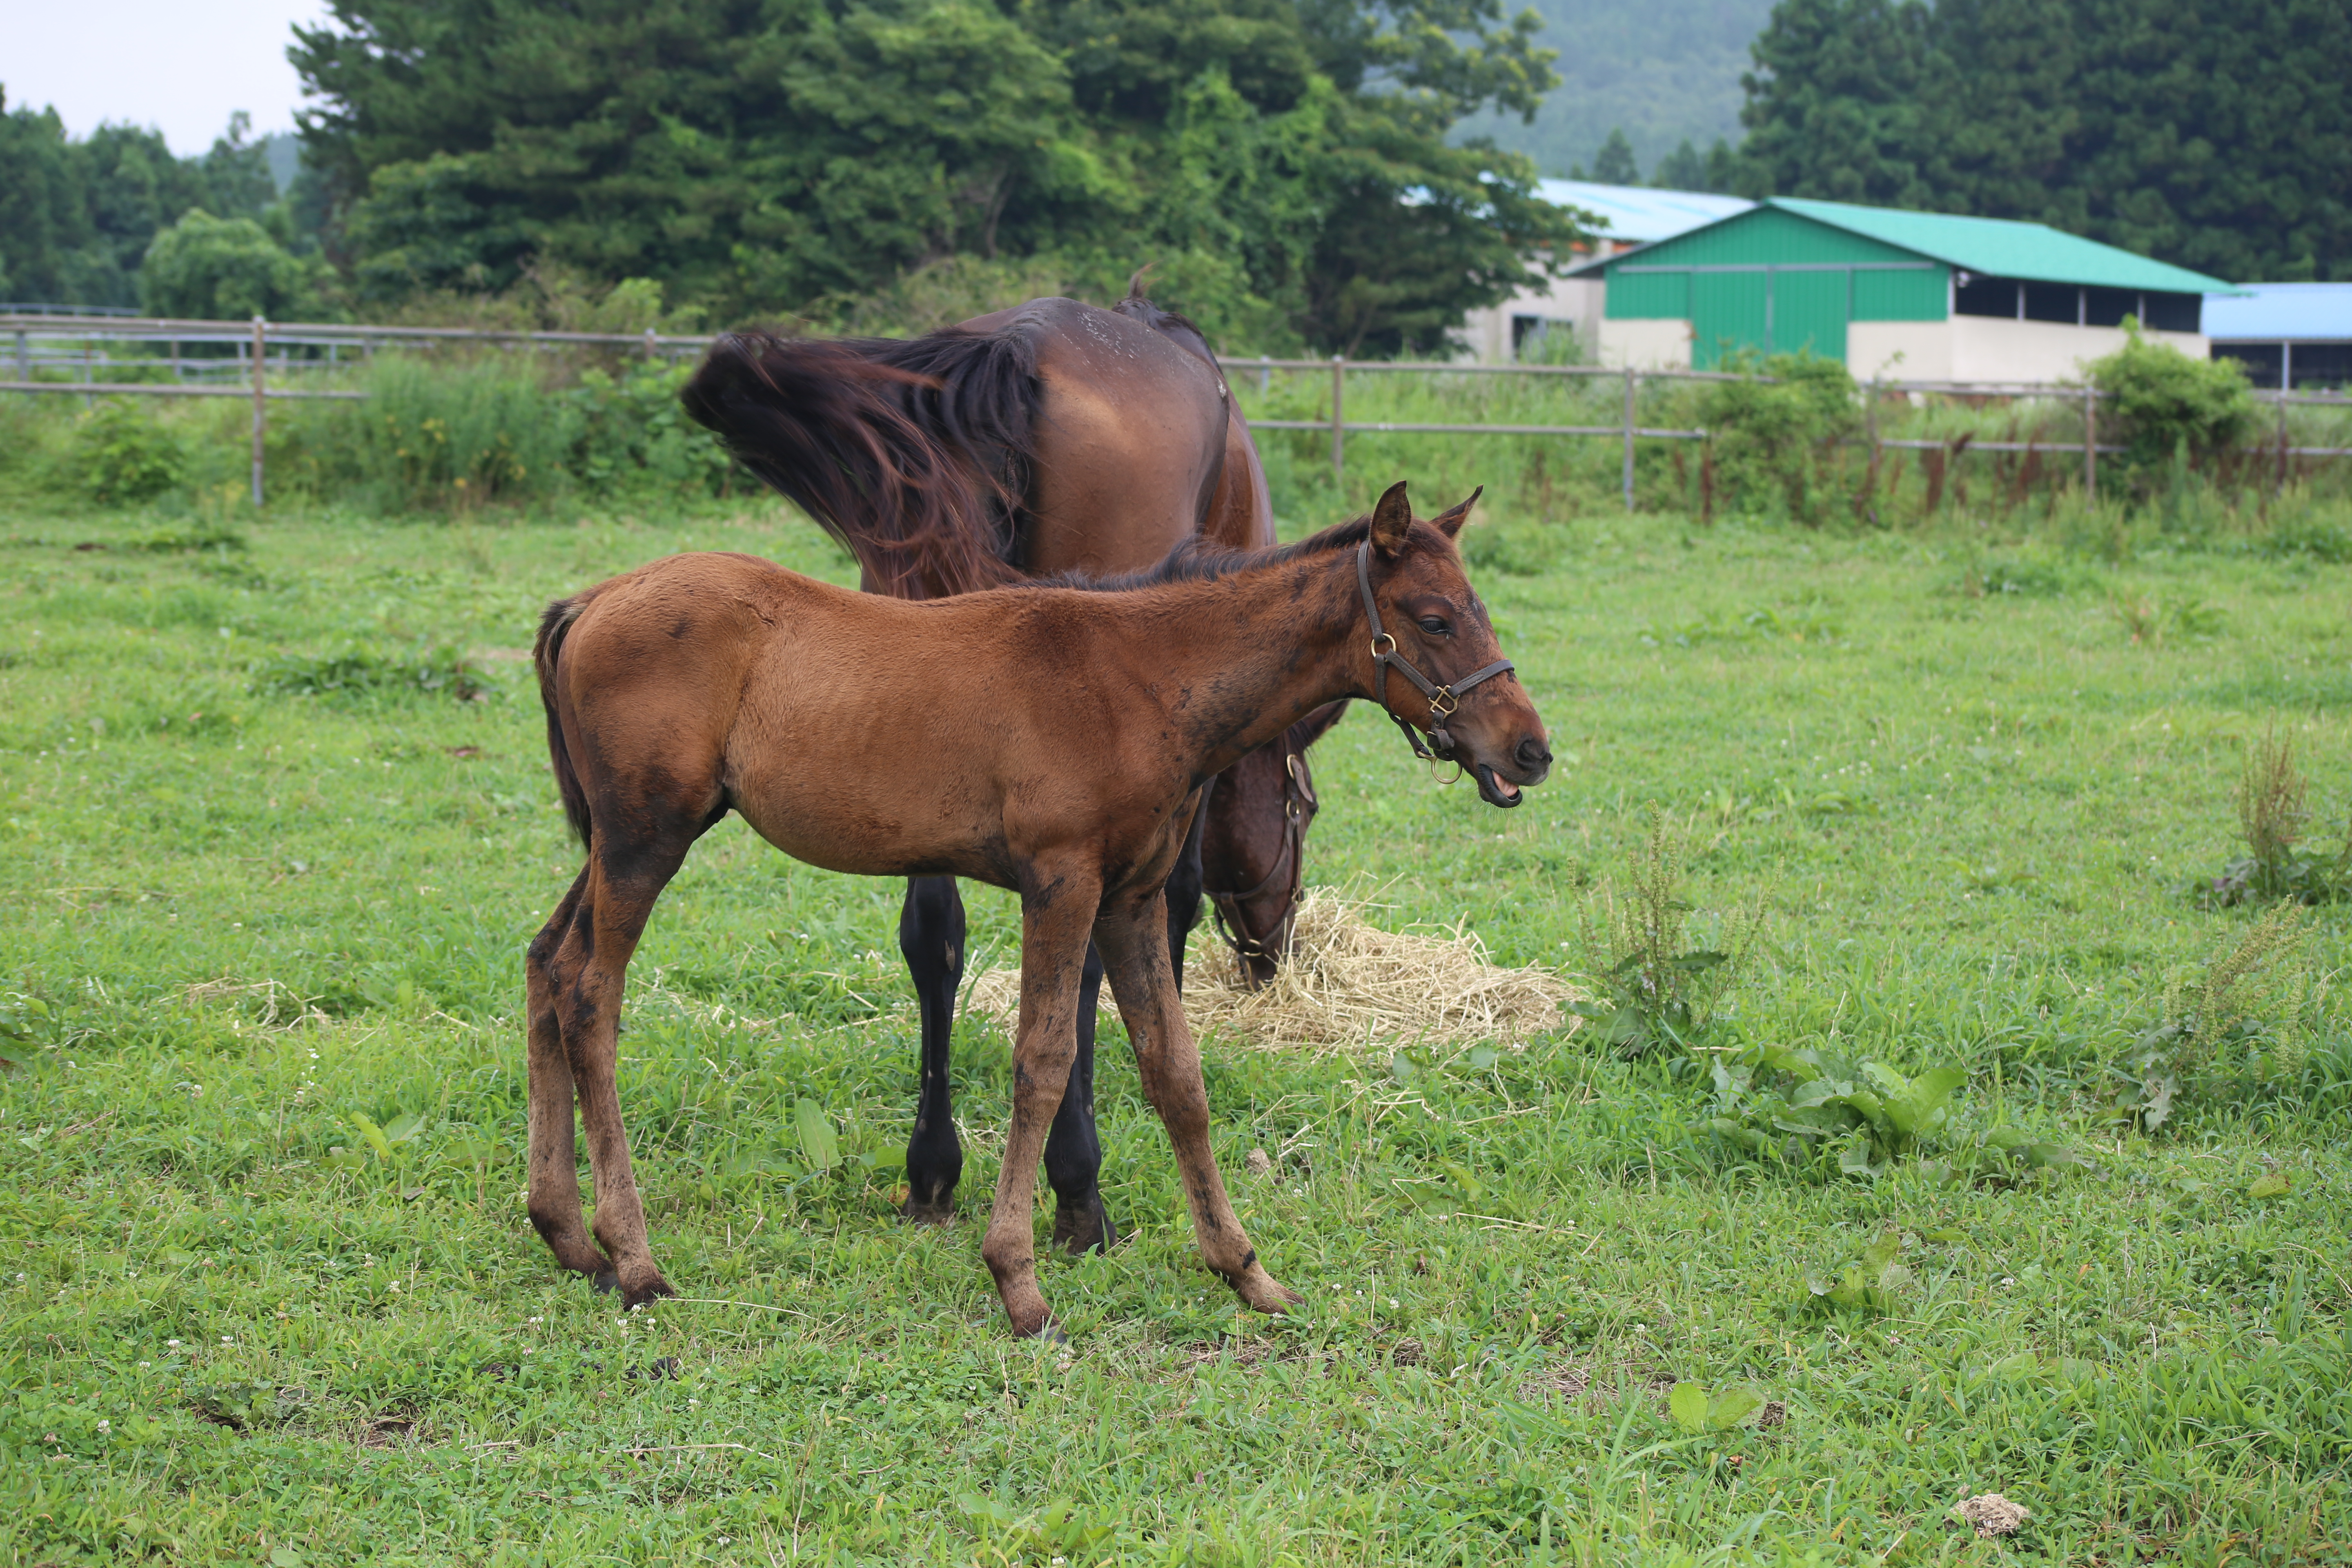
xmin=1355 ymin=538 xmax=1515 ymax=764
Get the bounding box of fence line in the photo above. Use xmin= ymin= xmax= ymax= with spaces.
xmin=7 ymin=312 xmax=2347 ymax=511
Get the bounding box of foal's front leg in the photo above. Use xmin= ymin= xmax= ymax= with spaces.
xmin=1095 ymin=891 xmax=1301 ymax=1315
xmin=980 ymin=873 xmax=1100 ymax=1339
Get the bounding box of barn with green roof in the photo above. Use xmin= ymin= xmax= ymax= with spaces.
xmin=1567 ymin=197 xmax=2235 ymax=384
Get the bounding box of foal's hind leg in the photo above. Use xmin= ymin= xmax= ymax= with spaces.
xmin=525 ymin=871 xmax=616 ymax=1289
xmin=1045 ymin=944 xmax=1117 ymax=1254
xmin=1096 ymin=891 xmax=1300 ymax=1316
xmin=900 ymin=876 xmax=966 ymax=1223
xmin=546 ymin=828 xmax=705 ymax=1308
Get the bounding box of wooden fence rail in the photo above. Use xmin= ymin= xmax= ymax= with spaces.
xmin=5 ymin=313 xmax=2346 ymax=512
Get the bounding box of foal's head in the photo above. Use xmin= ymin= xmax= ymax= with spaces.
xmin=1360 ymin=481 xmax=1552 ymax=808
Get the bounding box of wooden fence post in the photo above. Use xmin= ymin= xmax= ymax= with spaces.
xmin=644 ymin=327 xmax=658 ymax=361
xmin=1258 ymin=355 xmax=1270 ymax=396
xmin=13 ymin=328 xmax=26 ymax=385
xmin=1621 ymin=365 xmax=1637 ymax=512
xmin=1330 ymin=355 xmax=1345 ymax=486
xmin=251 ymin=316 xmax=267 ymax=509
xmin=2083 ymin=385 xmax=2096 ymax=502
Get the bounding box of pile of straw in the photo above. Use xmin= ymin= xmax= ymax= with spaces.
xmin=964 ymin=887 xmax=1584 ymax=1055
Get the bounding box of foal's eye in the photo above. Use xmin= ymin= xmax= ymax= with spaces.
xmin=1418 ymin=615 xmax=1451 ymax=636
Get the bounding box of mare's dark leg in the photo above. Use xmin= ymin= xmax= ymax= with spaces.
xmin=1045 ymin=944 xmax=1115 ymax=1254
xmin=1164 ymin=790 xmax=1210 ymax=993
xmin=899 ymin=875 xmax=965 ymax=1223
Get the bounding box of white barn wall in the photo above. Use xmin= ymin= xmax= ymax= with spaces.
xmin=1595 ymin=317 xmax=1693 ymax=370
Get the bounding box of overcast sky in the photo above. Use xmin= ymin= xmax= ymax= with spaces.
xmin=6 ymin=0 xmax=332 ymax=154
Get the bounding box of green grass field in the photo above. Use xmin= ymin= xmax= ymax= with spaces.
xmin=4 ymin=490 xmax=2348 ymax=1566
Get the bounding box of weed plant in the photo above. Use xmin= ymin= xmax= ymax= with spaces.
xmin=4 ymin=490 xmax=2349 ymax=1563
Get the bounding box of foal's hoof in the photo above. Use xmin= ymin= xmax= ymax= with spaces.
xmin=1017 ymin=1319 xmax=1070 ymax=1346
xmin=1051 ymin=1196 xmax=1120 ymax=1256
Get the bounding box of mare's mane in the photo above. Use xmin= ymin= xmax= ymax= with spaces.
xmin=1039 ymin=515 xmax=1373 ymax=595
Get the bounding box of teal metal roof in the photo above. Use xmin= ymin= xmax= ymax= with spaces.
xmin=1768 ymin=198 xmax=2233 ymax=293
xmin=1568 ymin=196 xmax=2235 ymax=294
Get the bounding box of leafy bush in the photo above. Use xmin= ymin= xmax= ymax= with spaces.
xmin=1706 ymin=1042 xmax=1967 ymax=1174
xmin=565 ymin=360 xmax=735 ymax=499
xmin=73 ymin=400 xmax=187 ymax=503
xmin=2087 ymin=322 xmax=2258 ymax=478
xmin=1697 ymin=351 xmax=1861 ymax=526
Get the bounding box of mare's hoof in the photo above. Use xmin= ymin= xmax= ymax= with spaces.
xmin=591 ymin=1268 xmax=621 ymax=1295
xmin=902 ymin=1193 xmax=958 ymax=1226
xmin=1051 ymin=1198 xmax=1120 ymax=1256
xmin=1017 ymin=1319 xmax=1070 ymax=1345
xmin=620 ymin=1276 xmax=676 ymax=1312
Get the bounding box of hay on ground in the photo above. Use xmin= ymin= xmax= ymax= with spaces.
xmin=964 ymin=887 xmax=1584 ymax=1054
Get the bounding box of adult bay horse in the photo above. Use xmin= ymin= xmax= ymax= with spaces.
xmin=681 ymin=288 xmax=1338 ymax=1256
xmin=528 ymin=482 xmax=1550 ymax=1334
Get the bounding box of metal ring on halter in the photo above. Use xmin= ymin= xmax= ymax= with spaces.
xmin=1369 ymin=632 xmax=1396 ymax=659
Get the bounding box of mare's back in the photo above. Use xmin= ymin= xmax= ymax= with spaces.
xmin=965 ymin=298 xmax=1229 ymax=578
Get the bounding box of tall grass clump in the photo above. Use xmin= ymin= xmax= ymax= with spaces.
xmin=287 ymin=354 xmax=576 ymax=511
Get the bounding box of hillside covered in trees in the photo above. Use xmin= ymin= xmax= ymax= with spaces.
xmin=1737 ymin=0 xmax=2351 ymax=283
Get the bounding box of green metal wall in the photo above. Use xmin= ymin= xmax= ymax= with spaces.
xmin=1601 ymin=206 xmax=1951 ymax=365
xmin=1851 ymin=265 xmax=1946 ymax=321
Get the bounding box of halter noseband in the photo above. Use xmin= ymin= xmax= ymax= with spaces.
xmin=1355 ymin=537 xmax=1515 ymax=764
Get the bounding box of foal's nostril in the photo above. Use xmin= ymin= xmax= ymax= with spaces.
xmin=1515 ymin=736 xmax=1552 ymax=773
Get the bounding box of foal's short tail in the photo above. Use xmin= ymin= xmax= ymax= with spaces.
xmin=534 ymin=593 xmax=597 ymax=846
xmin=681 ymin=330 xmax=1036 ymax=599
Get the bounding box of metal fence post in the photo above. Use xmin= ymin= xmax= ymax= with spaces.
xmin=1331 ymin=355 xmax=1345 ymax=485
xmin=1258 ymin=355 xmax=1270 ymax=396
xmin=251 ymin=316 xmax=267 ymax=509
xmin=83 ymin=343 xmax=94 ymax=410
xmin=1621 ymin=365 xmax=1637 ymax=512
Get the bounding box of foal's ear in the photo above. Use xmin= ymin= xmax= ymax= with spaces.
xmin=1370 ymin=481 xmax=1414 ymax=556
xmin=1430 ymin=486 xmax=1484 ymax=540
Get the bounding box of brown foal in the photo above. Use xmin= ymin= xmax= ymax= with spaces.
xmin=525 ymin=482 xmax=1550 ymax=1335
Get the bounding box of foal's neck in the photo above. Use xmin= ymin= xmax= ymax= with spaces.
xmin=1149 ymin=547 xmax=1369 ymax=783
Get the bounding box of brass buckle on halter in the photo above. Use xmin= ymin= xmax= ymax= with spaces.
xmin=1428 ymin=687 xmax=1459 ymax=718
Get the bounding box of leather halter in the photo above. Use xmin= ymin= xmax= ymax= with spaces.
xmin=1355 ymin=537 xmax=1515 ymax=764
xmin=1207 ymin=750 xmax=1315 ymax=967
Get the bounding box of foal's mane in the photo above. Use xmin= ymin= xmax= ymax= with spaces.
xmin=1039 ymin=515 xmax=1373 ymax=595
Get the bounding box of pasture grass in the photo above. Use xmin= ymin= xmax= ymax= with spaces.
xmin=3 ymin=490 xmax=2350 ymax=1566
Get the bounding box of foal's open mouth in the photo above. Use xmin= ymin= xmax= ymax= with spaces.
xmin=1475 ymin=764 xmax=1523 ymax=808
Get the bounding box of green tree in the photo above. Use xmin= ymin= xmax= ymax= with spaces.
xmin=1737 ymin=0 xmax=1932 ymax=207
xmin=141 ymin=210 xmax=333 ymax=320
xmin=292 ymin=0 xmax=1583 ymax=351
xmin=1589 ymin=127 xmax=1638 ymax=184
xmin=1738 ymin=0 xmax=2352 ymax=281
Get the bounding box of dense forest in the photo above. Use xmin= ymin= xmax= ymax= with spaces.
xmin=1736 ymin=0 xmax=2352 ymax=283
xmin=3 ymin=0 xmax=2346 ymax=346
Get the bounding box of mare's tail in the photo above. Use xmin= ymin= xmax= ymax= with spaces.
xmin=534 ymin=593 xmax=597 ymax=845
xmin=681 ymin=330 xmax=1037 ymax=599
